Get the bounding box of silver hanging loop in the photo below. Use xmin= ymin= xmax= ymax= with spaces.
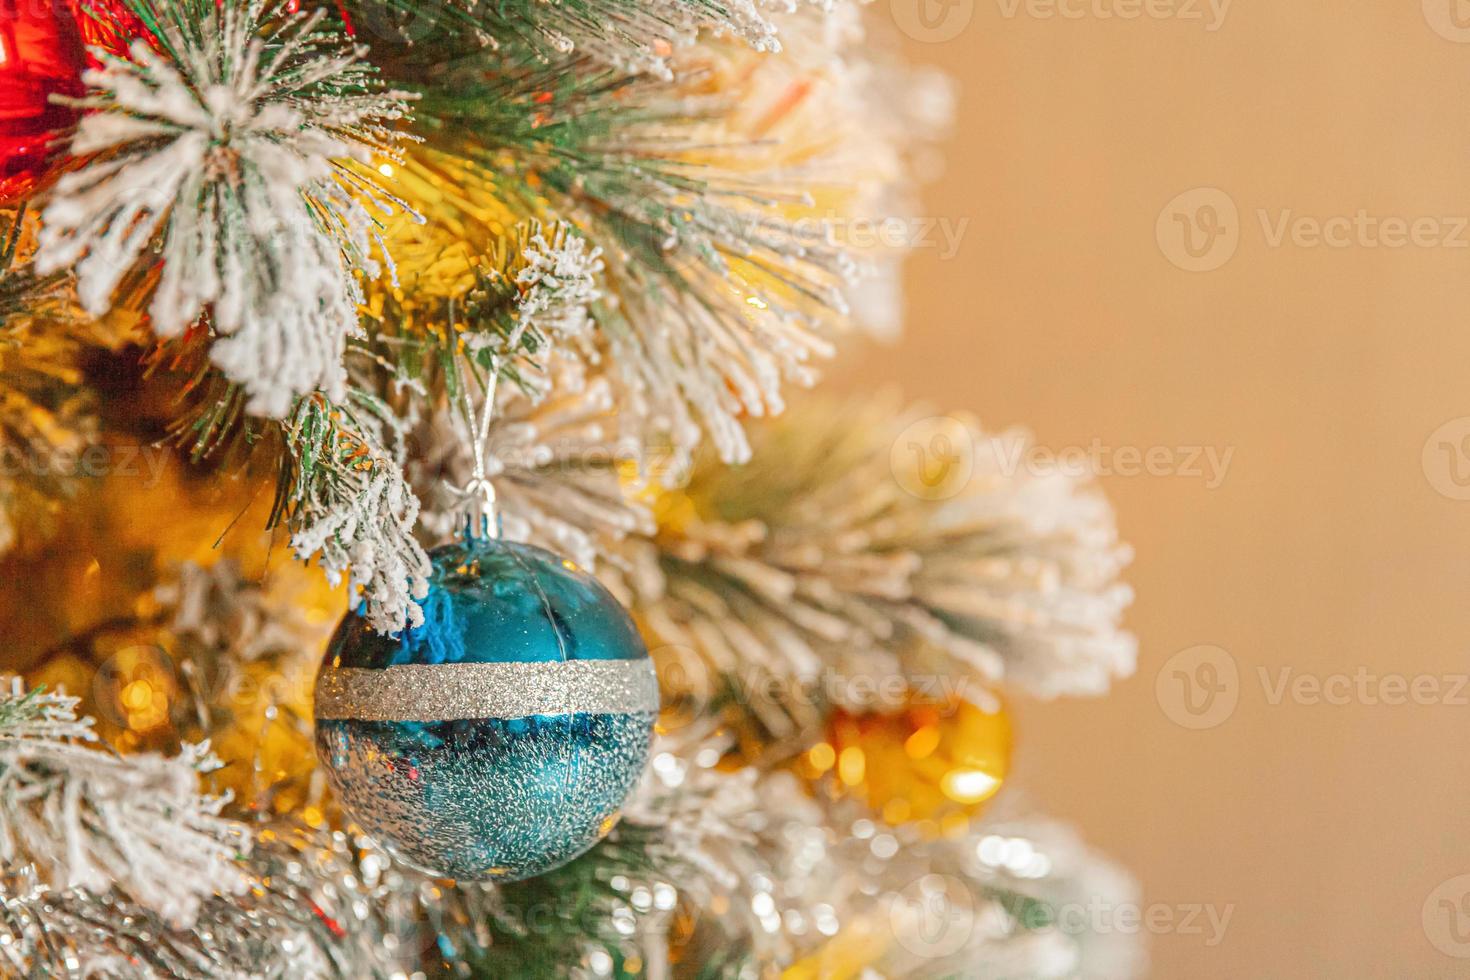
xmin=448 ymin=315 xmax=530 ymax=541
xmin=453 ymin=364 xmax=500 ymax=540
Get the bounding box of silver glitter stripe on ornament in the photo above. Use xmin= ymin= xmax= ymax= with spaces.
xmin=314 ymin=659 xmax=660 ymax=721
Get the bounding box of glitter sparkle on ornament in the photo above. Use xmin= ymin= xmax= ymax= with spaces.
xmin=314 ymin=538 xmax=658 ymax=881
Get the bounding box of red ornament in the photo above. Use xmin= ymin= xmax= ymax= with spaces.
xmin=67 ymin=0 xmax=151 ymax=65
xmin=0 ymin=0 xmax=86 ymax=204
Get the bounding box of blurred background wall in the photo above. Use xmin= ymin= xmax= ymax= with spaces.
xmin=835 ymin=2 xmax=1470 ymax=976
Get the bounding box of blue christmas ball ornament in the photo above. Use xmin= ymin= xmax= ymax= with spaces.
xmin=313 ymin=537 xmax=658 ymax=881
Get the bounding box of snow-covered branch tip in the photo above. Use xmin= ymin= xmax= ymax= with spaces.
xmin=0 ymin=678 xmax=251 ymax=928
xmin=457 ymin=220 xmax=604 ymax=360
xmin=504 ymin=221 xmax=604 ymax=345
xmin=35 ymin=0 xmax=417 ymax=418
xmin=281 ymin=394 xmax=431 ymax=634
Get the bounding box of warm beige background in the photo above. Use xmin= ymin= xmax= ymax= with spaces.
xmin=838 ymin=3 xmax=1470 ymax=977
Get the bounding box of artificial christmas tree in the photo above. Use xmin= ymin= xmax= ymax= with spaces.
xmin=0 ymin=0 xmax=1141 ymax=976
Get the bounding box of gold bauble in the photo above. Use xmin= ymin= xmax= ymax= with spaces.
xmin=804 ymin=695 xmax=1013 ymax=835
xmin=10 ymin=424 xmax=344 ymax=811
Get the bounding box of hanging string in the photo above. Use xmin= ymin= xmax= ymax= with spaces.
xmin=449 ymin=312 xmax=531 ymax=541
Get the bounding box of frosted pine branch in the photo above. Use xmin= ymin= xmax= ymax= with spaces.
xmin=630 ymin=394 xmax=1136 ymax=739
xmin=36 ymin=1 xmax=415 ymax=417
xmin=623 ymin=733 xmax=767 ymax=893
xmin=457 ymin=220 xmax=604 ymax=358
xmin=155 ymin=560 xmax=326 ymax=668
xmin=0 ymin=680 xmax=251 ymax=930
xmin=410 ymin=2 xmax=946 ymax=465
xmin=282 ymin=393 xmax=432 ymax=633
xmin=0 ymin=683 xmax=95 ymax=742
xmin=0 ymin=829 xmax=406 ymax=978
xmin=508 ymin=222 xmax=604 ymax=344
xmin=357 ymin=0 xmax=788 ymax=79
xmin=617 ymin=728 xmax=1143 ymax=977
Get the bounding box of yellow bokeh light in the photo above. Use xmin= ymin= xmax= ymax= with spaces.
xmin=881 ymin=798 xmax=911 ymax=825
xmin=837 ymin=746 xmax=865 ymax=786
xmin=940 ymin=768 xmax=1002 ymax=805
xmin=120 ymin=679 xmax=152 ymax=711
xmin=806 ymin=742 xmax=836 ymax=772
xmin=903 ymin=725 xmax=940 ymax=760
